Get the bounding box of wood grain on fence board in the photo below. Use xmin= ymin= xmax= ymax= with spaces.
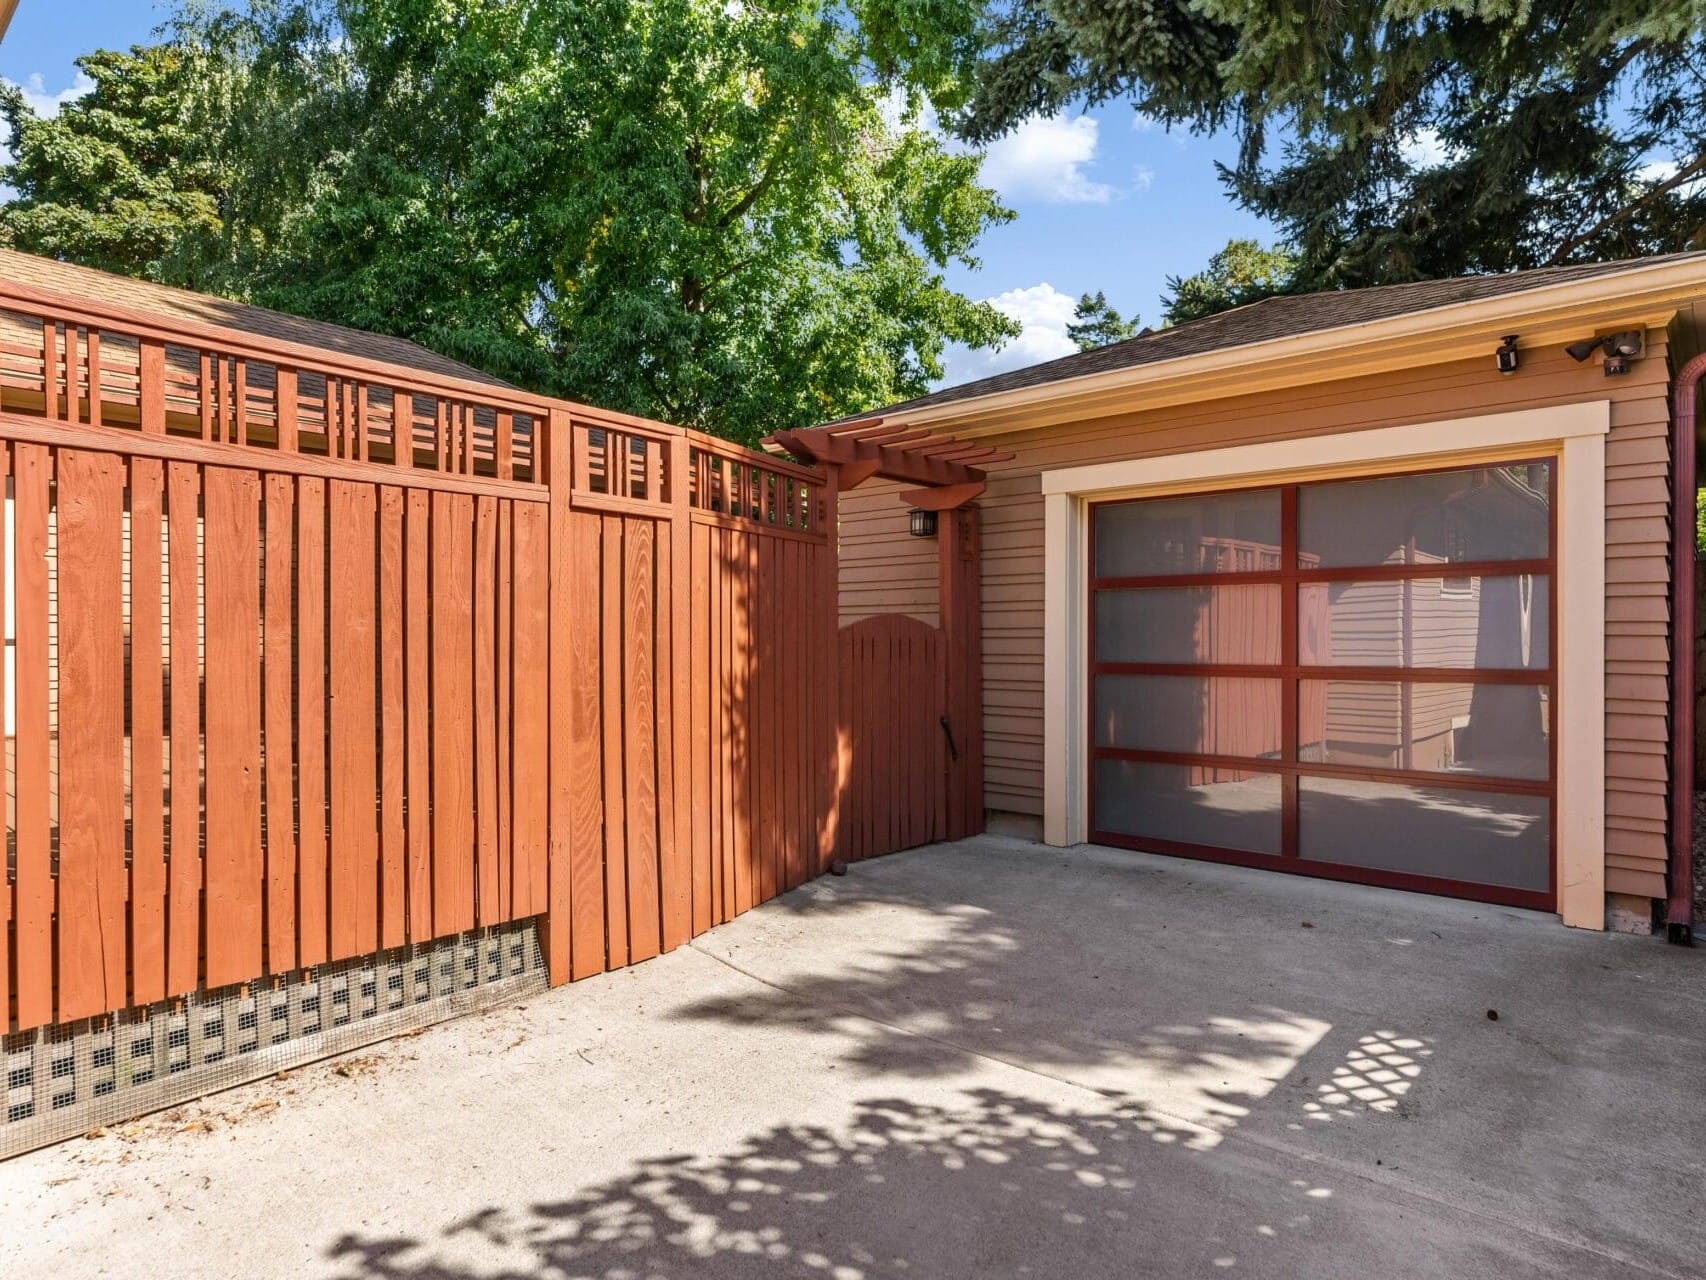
xmin=55 ymin=449 xmax=128 ymax=1019
xmin=295 ymin=476 xmax=329 ymax=968
xmin=203 ymin=465 xmax=263 ymax=989
xmin=130 ymin=456 xmax=168 ymax=1004
xmin=262 ymin=472 xmax=298 ymax=973
xmin=329 ymin=480 xmax=379 ymax=960
xmin=600 ymin=516 xmax=629 ymax=967
xmin=432 ymin=491 xmax=476 ymax=936
xmin=378 ymin=485 xmax=407 ymax=949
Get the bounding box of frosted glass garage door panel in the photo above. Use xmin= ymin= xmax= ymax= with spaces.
xmin=1298 ymin=779 xmax=1549 ymax=891
xmin=1094 ymin=489 xmax=1282 ymax=578
xmin=1297 ymin=464 xmax=1551 ymax=569
xmin=1298 ymin=576 xmax=1549 ymax=670
xmin=1094 ymin=759 xmax=1282 ymax=855
xmin=1095 ymin=675 xmax=1283 ymax=758
xmin=1095 ymin=586 xmax=1283 ymax=665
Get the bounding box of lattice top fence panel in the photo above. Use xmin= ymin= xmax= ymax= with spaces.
xmin=0 ymin=297 xmax=544 ymax=484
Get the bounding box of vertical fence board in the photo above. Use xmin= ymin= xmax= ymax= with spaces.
xmin=690 ymin=522 xmax=713 ymax=936
xmin=129 ymin=457 xmax=167 ymax=1005
xmin=543 ymin=410 xmax=571 ymax=982
xmin=600 ymin=517 xmax=628 ymax=967
xmin=202 ymin=466 xmax=263 ymax=990
xmin=733 ymin=529 xmax=754 ymax=916
xmin=665 ymin=441 xmax=693 ymax=950
xmin=164 ymin=462 xmax=203 ymax=994
xmin=624 ymin=518 xmax=661 ymax=963
xmin=55 ymin=449 xmax=128 ymax=1020
xmin=654 ymin=515 xmax=681 ymax=950
xmin=262 ymin=473 xmax=298 ymax=974
xmin=329 ymin=481 xmax=379 ymax=959
xmin=497 ymin=502 xmax=513 ymax=920
xmin=511 ymin=502 xmax=550 ymax=921
xmin=403 ymin=490 xmax=432 ymax=942
xmin=711 ymin=526 xmax=729 ymax=925
xmin=0 ymin=446 xmax=7 ymax=1022
xmin=756 ymin=536 xmax=778 ymax=905
xmin=784 ymin=540 xmax=805 ymax=890
xmin=568 ymin=511 xmax=606 ymax=978
xmin=295 ymin=476 xmax=328 ymax=967
xmin=431 ymin=491 xmax=476 ymax=935
xmin=378 ymin=485 xmax=407 ymax=949
xmin=12 ymin=443 xmax=52 ymax=1026
xmin=473 ymin=496 xmax=500 ymax=922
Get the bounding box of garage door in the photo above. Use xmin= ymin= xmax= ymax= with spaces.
xmin=1089 ymin=459 xmax=1555 ymax=909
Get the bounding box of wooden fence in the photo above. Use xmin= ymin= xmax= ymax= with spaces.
xmin=0 ymin=277 xmax=840 ymax=1034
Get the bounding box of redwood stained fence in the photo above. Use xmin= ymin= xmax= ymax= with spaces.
xmin=0 ymin=279 xmax=839 ymax=1037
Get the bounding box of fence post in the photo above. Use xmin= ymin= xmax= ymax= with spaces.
xmin=139 ymin=337 xmax=165 ymax=433
xmin=666 ymin=434 xmax=694 ymax=949
xmin=818 ymin=463 xmax=843 ymax=870
xmin=545 ymin=405 xmax=574 ymax=985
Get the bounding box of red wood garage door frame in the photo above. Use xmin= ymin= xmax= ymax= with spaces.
xmin=1086 ymin=456 xmax=1559 ymax=911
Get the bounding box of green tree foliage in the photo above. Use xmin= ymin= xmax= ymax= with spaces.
xmin=3 ymin=1 xmax=1020 ymax=442
xmin=1162 ymin=239 xmax=1297 ymax=325
xmin=1066 ymin=289 xmax=1139 ymax=349
xmin=0 ymin=45 xmax=232 ymax=288
xmin=956 ymin=2 xmax=1706 ymax=294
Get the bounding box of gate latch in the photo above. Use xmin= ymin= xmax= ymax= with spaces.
xmin=939 ymin=715 xmax=959 ymax=762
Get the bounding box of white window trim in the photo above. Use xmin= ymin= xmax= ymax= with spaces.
xmin=1042 ymin=401 xmax=1609 ymax=929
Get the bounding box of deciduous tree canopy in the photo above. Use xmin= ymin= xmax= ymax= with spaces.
xmin=2 ymin=0 xmax=1020 ymax=442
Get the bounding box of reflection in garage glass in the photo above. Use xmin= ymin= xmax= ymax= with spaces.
xmin=1088 ymin=459 xmax=1555 ymax=906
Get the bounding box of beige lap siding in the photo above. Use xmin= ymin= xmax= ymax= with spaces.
xmin=834 ymin=339 xmax=1675 ymax=898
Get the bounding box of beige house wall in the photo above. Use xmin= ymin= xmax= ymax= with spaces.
xmin=835 ymin=336 xmax=1675 ymax=902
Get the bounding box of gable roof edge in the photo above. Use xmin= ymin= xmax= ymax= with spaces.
xmin=890 ymin=254 xmax=1706 ymax=439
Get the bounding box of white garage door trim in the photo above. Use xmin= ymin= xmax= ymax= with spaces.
xmin=1041 ymin=401 xmax=1611 ymax=929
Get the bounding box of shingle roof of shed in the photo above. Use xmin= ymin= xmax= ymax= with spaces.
xmin=0 ymin=248 xmax=517 ymax=390
xmin=878 ymin=251 xmax=1706 ymax=417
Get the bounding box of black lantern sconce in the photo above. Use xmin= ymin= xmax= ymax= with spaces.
xmin=908 ymin=508 xmax=939 ymax=538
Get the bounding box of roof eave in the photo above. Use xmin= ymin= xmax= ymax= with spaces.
xmin=883 ymin=256 xmax=1706 ymax=439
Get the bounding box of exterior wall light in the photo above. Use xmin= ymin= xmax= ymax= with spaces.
xmin=909 ymin=508 xmax=939 ymax=538
xmin=1496 ymin=334 xmax=1519 ymax=374
xmin=1565 ymin=331 xmax=1644 ymax=375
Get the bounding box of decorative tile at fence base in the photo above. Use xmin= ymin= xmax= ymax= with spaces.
xmin=0 ymin=917 xmax=546 ymax=1158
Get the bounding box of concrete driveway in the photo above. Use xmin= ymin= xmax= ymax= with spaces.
xmin=4 ymin=836 xmax=1704 ymax=1279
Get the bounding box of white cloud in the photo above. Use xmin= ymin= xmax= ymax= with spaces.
xmin=938 ymin=282 xmax=1081 ymax=388
xmin=1398 ymin=127 xmax=1459 ymax=170
xmin=3 ymin=73 xmax=95 ymax=171
xmin=1132 ymin=165 xmax=1155 ymax=192
xmin=979 ymin=115 xmax=1115 ymax=205
xmin=1636 ymin=158 xmax=1679 ymax=185
xmin=11 ymin=72 xmax=94 ymax=119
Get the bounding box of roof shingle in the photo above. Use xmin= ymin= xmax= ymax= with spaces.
xmin=881 ymin=252 xmax=1706 ymax=418
xmin=0 ymin=248 xmax=517 ymax=391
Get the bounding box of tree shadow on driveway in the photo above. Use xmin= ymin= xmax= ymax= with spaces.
xmin=321 ymin=1086 xmax=1625 ymax=1280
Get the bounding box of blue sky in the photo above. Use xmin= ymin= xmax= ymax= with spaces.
xmin=1 ymin=0 xmax=1276 ymax=388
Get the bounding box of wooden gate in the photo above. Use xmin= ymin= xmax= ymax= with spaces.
xmin=832 ymin=614 xmax=945 ymax=860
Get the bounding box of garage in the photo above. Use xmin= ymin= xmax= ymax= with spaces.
xmin=1087 ymin=461 xmax=1555 ymax=908
xmin=828 ymin=252 xmax=1706 ymax=934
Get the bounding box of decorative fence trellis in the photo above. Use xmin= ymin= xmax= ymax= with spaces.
xmin=0 ymin=277 xmax=843 ymax=1151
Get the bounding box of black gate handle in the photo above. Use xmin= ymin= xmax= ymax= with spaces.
xmin=939 ymin=715 xmax=959 ymax=762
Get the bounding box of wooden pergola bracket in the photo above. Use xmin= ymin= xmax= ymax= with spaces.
xmin=900 ymin=481 xmax=985 ymax=510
